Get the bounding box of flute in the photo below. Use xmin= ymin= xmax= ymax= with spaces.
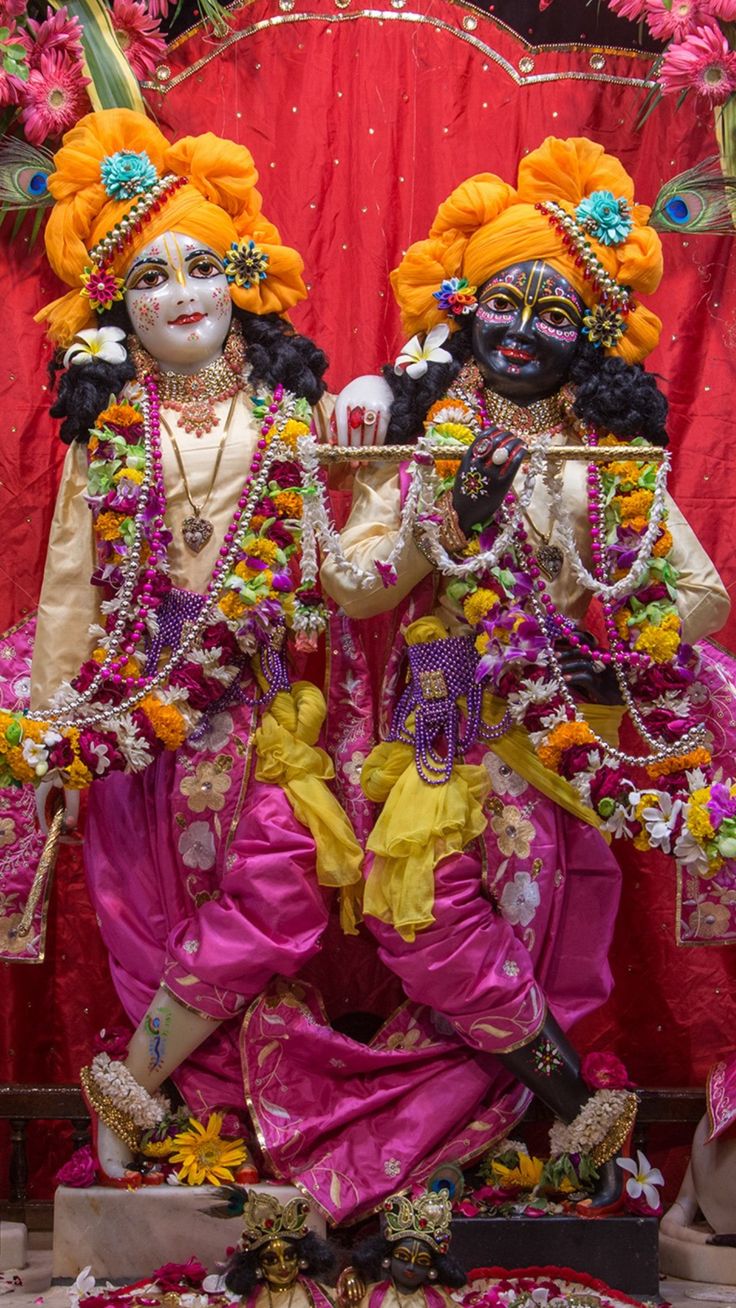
xmin=311 ymin=444 xmax=666 ymax=464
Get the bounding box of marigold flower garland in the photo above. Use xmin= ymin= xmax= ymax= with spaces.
xmin=0 ymin=382 xmax=326 ymax=790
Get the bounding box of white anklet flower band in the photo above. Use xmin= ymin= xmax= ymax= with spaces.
xmin=81 ymin=1053 xmax=170 ymax=1152
xmin=548 ymin=1088 xmax=638 ymax=1167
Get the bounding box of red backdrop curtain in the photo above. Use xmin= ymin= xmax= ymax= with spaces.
xmin=1 ymin=0 xmax=735 ymax=1199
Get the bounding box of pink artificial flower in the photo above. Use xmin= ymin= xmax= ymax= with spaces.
xmin=55 ymin=1144 xmax=97 ymax=1188
xmin=0 ymin=0 xmax=26 ymax=19
xmin=19 ymin=49 xmax=91 ymax=145
xmin=646 ymin=0 xmax=701 ymax=39
xmin=659 ymin=21 xmax=736 ymax=104
xmin=645 ymin=0 xmax=736 ymax=39
xmin=455 ymin=1199 xmax=480 ymax=1216
xmin=109 ymin=0 xmax=166 ymax=80
xmin=153 ymin=1259 xmax=207 ymax=1292
xmin=145 ymin=0 xmax=176 ymax=15
xmin=92 ymin=1026 xmax=131 ymax=1060
xmin=0 ymin=23 xmax=26 ymax=105
xmin=23 ymin=6 xmax=83 ymax=68
xmin=0 ymin=65 xmax=22 ymax=108
xmin=608 ymin=0 xmax=649 ymax=19
xmin=581 ymin=1051 xmax=632 ymax=1089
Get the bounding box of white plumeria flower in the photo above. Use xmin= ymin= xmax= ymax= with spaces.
xmin=63 ymin=326 xmax=127 ymax=369
xmin=394 ymin=323 xmax=452 ymax=378
xmin=617 ymin=1150 xmax=664 ymax=1208
xmin=673 ymin=827 xmax=711 ymax=876
xmin=68 ymin=1266 xmax=95 ymax=1307
xmin=641 ymin=794 xmax=682 ymax=854
xmin=599 ymin=808 xmax=633 ymax=841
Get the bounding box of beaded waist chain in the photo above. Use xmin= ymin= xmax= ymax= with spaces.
xmin=388 ymin=635 xmax=510 ymax=785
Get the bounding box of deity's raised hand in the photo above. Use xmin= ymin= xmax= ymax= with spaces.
xmin=452 ymin=426 xmax=527 ymax=536
xmin=333 ymin=374 xmax=393 ymax=447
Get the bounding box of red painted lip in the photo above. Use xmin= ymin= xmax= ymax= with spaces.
xmin=169 ymin=312 xmax=205 ymax=325
xmin=499 ymin=346 xmax=534 ymax=362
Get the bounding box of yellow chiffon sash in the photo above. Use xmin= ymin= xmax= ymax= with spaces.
xmin=360 ymin=619 xmax=625 ymax=941
xmin=254 ymin=681 xmax=363 ymax=934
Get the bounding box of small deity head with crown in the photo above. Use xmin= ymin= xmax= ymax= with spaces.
xmin=218 ymin=1190 xmax=337 ymax=1303
xmin=345 ymin=1189 xmax=467 ymax=1306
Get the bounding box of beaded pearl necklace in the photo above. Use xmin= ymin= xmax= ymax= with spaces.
xmin=43 ymin=377 xmax=295 ymax=731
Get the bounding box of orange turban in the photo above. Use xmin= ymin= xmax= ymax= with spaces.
xmin=390 ymin=137 xmax=664 ymax=364
xmin=37 ymin=109 xmax=307 ymax=347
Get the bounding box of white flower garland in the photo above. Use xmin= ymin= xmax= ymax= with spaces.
xmin=543 ymin=448 xmax=671 ymax=602
xmin=297 ymin=432 xmax=551 ymax=583
xmin=90 ymin=1053 xmax=169 ymax=1130
xmin=548 ymin=1088 xmax=636 ymax=1159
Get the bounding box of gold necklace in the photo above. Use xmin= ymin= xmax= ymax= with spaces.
xmin=129 ymin=321 xmax=247 ymax=438
xmin=455 ymin=361 xmax=566 ymax=440
xmin=266 ymin=1286 xmax=297 ymax=1308
xmin=483 ymin=386 xmax=565 ymax=440
xmin=161 ymin=393 xmax=238 ymax=554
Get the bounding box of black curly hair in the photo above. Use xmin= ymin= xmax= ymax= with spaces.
xmin=224 ymin=1233 xmax=337 ymax=1297
xmin=381 ymin=316 xmax=668 ymax=448
xmin=48 ymin=302 xmax=328 ymax=445
xmin=350 ymin=1234 xmax=466 ymax=1290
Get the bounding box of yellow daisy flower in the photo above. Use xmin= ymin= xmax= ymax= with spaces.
xmin=169 ymin=1113 xmax=248 ymax=1186
xmin=489 ymin=1152 xmax=545 ymax=1190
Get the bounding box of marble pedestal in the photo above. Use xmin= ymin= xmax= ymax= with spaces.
xmin=0 ymin=1221 xmax=28 ymax=1271
xmin=52 ymin=1184 xmax=325 ymax=1282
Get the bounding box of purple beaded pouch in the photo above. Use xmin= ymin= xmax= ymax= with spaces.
xmin=389 ymin=635 xmax=508 ymax=785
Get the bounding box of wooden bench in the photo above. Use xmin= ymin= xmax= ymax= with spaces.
xmin=0 ymin=1083 xmax=707 ymax=1231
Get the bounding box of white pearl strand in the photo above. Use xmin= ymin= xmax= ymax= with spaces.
xmin=529 ymin=594 xmax=705 ymax=769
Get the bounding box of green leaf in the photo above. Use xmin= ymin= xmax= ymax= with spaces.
xmin=61 ymin=0 xmax=144 ymax=111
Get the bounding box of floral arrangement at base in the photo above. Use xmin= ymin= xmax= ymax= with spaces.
xmin=459 ymin=1140 xmax=597 ymax=1218
xmin=460 ymin=1268 xmax=659 ymax=1308
xmin=56 ymin=1109 xmax=259 ymax=1189
xmin=456 ymin=1138 xmax=664 ymax=1221
xmin=66 ymin=1258 xmax=235 ymax=1308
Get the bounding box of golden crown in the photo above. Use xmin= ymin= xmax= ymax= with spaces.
xmin=239 ymin=1191 xmax=311 ymax=1251
xmin=381 ymin=1189 xmax=452 ymax=1254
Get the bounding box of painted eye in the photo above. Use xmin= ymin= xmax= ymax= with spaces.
xmin=540 ymin=307 xmax=575 ymax=328
xmin=190 ymin=256 xmax=224 ymax=278
xmin=128 ymin=267 xmax=167 ymax=290
xmin=487 ymin=294 xmax=514 ymax=312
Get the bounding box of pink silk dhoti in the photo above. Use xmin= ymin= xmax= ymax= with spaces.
xmin=244 ymin=756 xmax=621 ymax=1223
xmin=84 ymin=702 xmax=330 ymax=1118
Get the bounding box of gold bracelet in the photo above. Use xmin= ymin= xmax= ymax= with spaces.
xmin=80 ymin=1064 xmax=142 ymax=1154
xmin=590 ymin=1091 xmax=638 ymax=1167
xmin=412 ymin=523 xmax=435 ymax=565
xmin=438 ymin=492 xmax=469 ymax=556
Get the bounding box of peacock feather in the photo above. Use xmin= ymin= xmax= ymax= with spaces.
xmin=0 ymin=138 xmax=54 ymax=247
xmin=203 ymin=1183 xmax=249 ymax=1220
xmin=649 ymin=156 xmax=736 ymax=234
xmin=0 ymin=139 xmax=53 ymax=211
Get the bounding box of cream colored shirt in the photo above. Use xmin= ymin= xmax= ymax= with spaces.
xmin=320 ymin=437 xmax=731 ymax=642
xmin=31 ymin=393 xmax=263 ymax=711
